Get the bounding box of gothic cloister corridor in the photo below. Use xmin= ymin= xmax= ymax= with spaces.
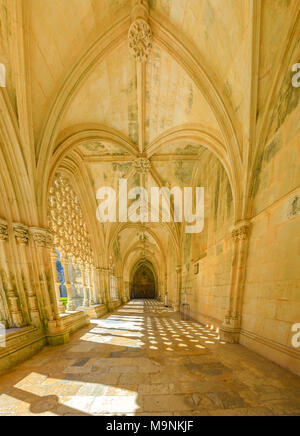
xmin=0 ymin=0 xmax=300 ymax=418
xmin=0 ymin=300 xmax=299 ymax=417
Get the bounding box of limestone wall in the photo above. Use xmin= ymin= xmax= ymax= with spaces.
xmin=181 ymin=152 xmax=234 ymax=326
xmin=241 ymin=192 xmax=300 ymax=375
xmin=241 ymin=39 xmax=300 ymax=375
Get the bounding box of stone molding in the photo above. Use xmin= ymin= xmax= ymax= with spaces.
xmin=231 ymin=221 xmax=251 ymax=242
xmin=0 ymin=218 xmax=8 ymax=242
xmin=133 ymin=157 xmax=152 ymax=173
xmin=30 ymin=227 xmax=49 ymax=248
xmin=13 ymin=223 xmax=29 ymax=245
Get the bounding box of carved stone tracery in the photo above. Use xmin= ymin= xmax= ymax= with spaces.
xmin=13 ymin=223 xmax=29 ymax=245
xmin=133 ymin=157 xmax=152 ymax=174
xmin=48 ymin=174 xmax=94 ymax=263
xmin=128 ymin=19 xmax=152 ymax=63
xmin=0 ymin=219 xmax=8 ymax=242
xmin=48 ymin=174 xmax=96 ymax=310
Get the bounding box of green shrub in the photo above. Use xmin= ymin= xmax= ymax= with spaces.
xmin=60 ymin=297 xmax=68 ymax=308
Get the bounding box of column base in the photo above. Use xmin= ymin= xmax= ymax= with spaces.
xmin=109 ymin=300 xmax=122 ymax=312
xmin=66 ymin=302 xmax=76 ymax=312
xmin=220 ymin=327 xmax=240 ymax=344
xmin=46 ymin=321 xmax=70 ymax=346
xmin=220 ymin=315 xmax=241 ymax=344
xmin=58 ymin=304 xmax=66 ymax=315
xmin=79 ymin=304 xmax=107 ymax=319
xmin=30 ymin=311 xmax=41 ymax=328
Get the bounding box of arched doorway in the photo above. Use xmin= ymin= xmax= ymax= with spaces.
xmin=131 ymin=265 xmax=156 ymax=299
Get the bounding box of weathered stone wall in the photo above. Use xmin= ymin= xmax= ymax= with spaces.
xmin=241 ymin=40 xmax=300 ymax=374
xmin=182 ymin=152 xmax=234 ymax=326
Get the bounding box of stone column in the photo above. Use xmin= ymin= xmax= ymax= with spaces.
xmin=0 ymin=278 xmax=10 ymax=328
xmin=105 ymin=269 xmax=112 ymax=311
xmin=175 ymin=266 xmax=182 ymax=312
xmin=30 ymin=227 xmax=60 ymax=323
xmin=117 ymin=276 xmax=122 ymax=302
xmin=95 ymin=268 xmax=102 ymax=304
xmin=0 ymin=219 xmax=24 ymax=327
xmin=13 ymin=223 xmax=41 ymax=326
xmin=87 ymin=264 xmax=95 ymax=306
xmin=124 ymin=281 xmax=130 ymax=302
xmin=220 ymin=221 xmax=251 ymax=343
xmin=82 ymin=262 xmax=90 ymax=308
xmin=93 ymin=266 xmax=100 ymax=304
xmin=61 ymin=252 xmax=75 ymax=312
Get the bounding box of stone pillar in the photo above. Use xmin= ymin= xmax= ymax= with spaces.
xmin=81 ymin=262 xmax=89 ymax=308
xmin=95 ymin=268 xmax=102 ymax=304
xmin=93 ymin=266 xmax=101 ymax=304
xmin=13 ymin=223 xmax=41 ymax=326
xmin=175 ymin=266 xmax=182 ymax=312
xmin=220 ymin=221 xmax=251 ymax=343
xmin=49 ymin=247 xmax=65 ymax=315
xmin=117 ymin=277 xmax=122 ymax=302
xmin=0 ymin=281 xmax=10 ymax=328
xmin=124 ymin=281 xmax=130 ymax=302
xmin=30 ymin=227 xmax=62 ymax=323
xmin=88 ymin=264 xmax=95 ymax=306
xmin=0 ymin=219 xmax=24 ymax=327
xmin=30 ymin=227 xmax=52 ymax=323
xmin=164 ymin=272 xmax=169 ymax=306
xmin=105 ymin=269 xmax=112 ymax=311
xmin=61 ymin=253 xmax=75 ymax=312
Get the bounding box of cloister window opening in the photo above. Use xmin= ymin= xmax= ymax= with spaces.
xmin=110 ymin=275 xmax=119 ymax=302
xmin=55 ymin=249 xmax=67 ymax=307
xmin=48 ymin=173 xmax=97 ymax=312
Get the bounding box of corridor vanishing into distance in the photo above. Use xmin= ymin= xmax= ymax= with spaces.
xmin=0 ymin=300 xmax=299 ymax=417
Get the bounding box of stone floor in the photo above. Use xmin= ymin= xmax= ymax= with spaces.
xmin=0 ymin=300 xmax=300 ymax=416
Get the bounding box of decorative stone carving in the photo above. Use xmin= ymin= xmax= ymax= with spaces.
xmin=30 ymin=227 xmax=48 ymax=248
xmin=133 ymin=157 xmax=152 ymax=174
xmin=13 ymin=223 xmax=29 ymax=245
xmin=0 ymin=219 xmax=8 ymax=242
xmin=128 ymin=19 xmax=152 ymax=63
xmin=48 ymin=173 xmax=94 ymax=263
xmin=46 ymin=231 xmax=54 ymax=249
xmin=232 ymin=223 xmax=250 ymax=242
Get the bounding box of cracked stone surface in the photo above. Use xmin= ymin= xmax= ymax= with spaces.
xmin=0 ymin=300 xmax=299 ymax=416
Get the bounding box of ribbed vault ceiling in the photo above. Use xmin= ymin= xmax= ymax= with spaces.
xmin=18 ymin=0 xmax=299 ymax=269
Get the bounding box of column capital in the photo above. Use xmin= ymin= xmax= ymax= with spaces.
xmin=0 ymin=218 xmax=8 ymax=241
xmin=30 ymin=227 xmax=49 ymax=248
xmin=13 ymin=223 xmax=29 ymax=245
